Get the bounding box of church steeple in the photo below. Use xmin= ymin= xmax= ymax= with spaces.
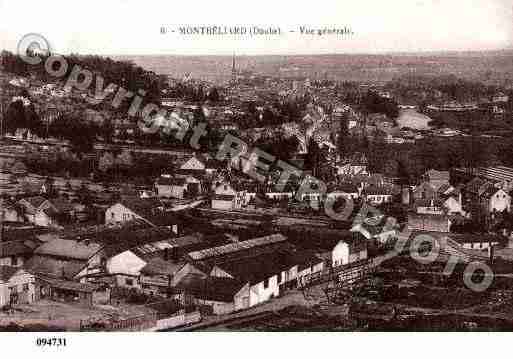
xmin=231 ymin=53 xmax=237 ymax=84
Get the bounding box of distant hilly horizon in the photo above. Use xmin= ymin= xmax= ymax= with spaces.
xmin=112 ymin=50 xmax=513 ymax=86
xmin=5 ymin=46 xmax=512 ymax=85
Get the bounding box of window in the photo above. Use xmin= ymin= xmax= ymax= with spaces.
xmin=263 ymin=278 xmax=269 ymax=289
xmin=22 ymin=284 xmax=29 ymax=292
xmin=111 ymin=213 xmax=115 ymax=219
xmin=11 ymin=256 xmax=18 ymax=266
xmin=8 ymin=286 xmax=17 ymax=294
xmin=125 ymin=278 xmax=134 ymax=286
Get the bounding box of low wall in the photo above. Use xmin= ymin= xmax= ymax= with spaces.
xmin=150 ymin=311 xmax=202 ymax=331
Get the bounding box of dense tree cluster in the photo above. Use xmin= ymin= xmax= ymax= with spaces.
xmin=360 ymin=90 xmax=399 ymax=119
xmin=1 ymin=50 xmax=164 ymax=110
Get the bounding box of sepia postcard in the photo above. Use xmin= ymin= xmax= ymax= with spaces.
xmin=0 ymin=0 xmax=513 ymax=356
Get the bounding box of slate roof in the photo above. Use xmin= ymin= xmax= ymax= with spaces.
xmin=34 ymin=238 xmax=101 ymax=260
xmin=119 ymin=197 xmax=163 ymax=218
xmin=20 ymin=196 xmax=48 ymax=210
xmin=25 ymin=256 xmax=87 ymax=279
xmin=0 ymin=240 xmax=35 ymax=257
xmin=37 ymin=275 xmax=103 ymax=293
xmin=188 ymin=234 xmax=287 ymax=261
xmin=175 ymin=273 xmax=246 ymax=303
xmin=216 ymin=251 xmax=299 ymax=285
xmin=117 ymin=198 xmax=178 ymax=227
xmin=140 ymin=258 xmax=185 ymax=276
xmin=0 ymin=266 xmax=22 ymax=282
xmin=98 ymin=227 xmax=176 ymax=258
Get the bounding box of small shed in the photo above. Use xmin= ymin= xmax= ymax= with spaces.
xmin=36 ymin=276 xmax=111 ymax=307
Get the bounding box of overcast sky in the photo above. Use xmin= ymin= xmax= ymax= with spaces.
xmin=0 ymin=0 xmax=512 ymax=55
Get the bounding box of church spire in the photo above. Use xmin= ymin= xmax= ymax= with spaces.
xmin=231 ymin=53 xmax=236 ymax=84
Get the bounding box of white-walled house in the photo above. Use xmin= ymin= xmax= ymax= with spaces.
xmin=105 ymin=250 xmax=147 ymax=289
xmin=105 ymin=199 xmax=161 ymax=225
xmin=155 ymin=175 xmax=202 ymax=199
xmin=180 ymin=154 xmax=217 ymax=175
xmin=210 ymin=262 xmax=280 ymax=307
xmin=17 ymin=196 xmax=58 ymax=227
xmin=332 ymin=239 xmax=368 ymax=268
xmin=488 ymin=188 xmax=511 ymax=213
xmin=0 ymin=266 xmax=36 ymax=307
xmin=173 ymin=274 xmax=251 ymax=315
xmin=211 ymin=183 xmax=246 ymax=211
xmin=363 ymin=186 xmax=394 ymax=205
xmin=443 ymin=196 xmax=465 ymax=216
xmin=104 ymin=198 xmax=177 ymax=233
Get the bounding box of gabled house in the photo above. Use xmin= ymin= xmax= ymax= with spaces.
xmin=173 ymin=274 xmax=250 ymax=315
xmin=413 ymin=182 xmax=437 ymax=202
xmin=335 ymin=152 xmax=369 ymax=176
xmin=438 ymin=185 xmax=465 ymax=216
xmin=211 ymin=182 xmax=246 ymax=211
xmin=407 ymin=213 xmax=452 ymax=233
xmin=155 ymin=174 xmax=202 ymax=199
xmin=422 ymin=170 xmax=450 ymax=191
xmin=105 ymin=250 xmax=147 ymax=289
xmin=464 ymin=178 xmax=511 ymax=220
xmin=414 ymin=182 xmax=465 ymax=216
xmin=486 ymin=188 xmax=511 ymax=214
xmin=0 ymin=198 xmax=24 ymax=223
xmin=139 ymin=257 xmax=186 ymax=296
xmin=351 ymin=216 xmax=398 ymax=245
xmin=179 ymin=153 xmax=218 ymax=176
xmin=105 ymin=197 xmax=179 ymax=232
xmin=415 ymin=198 xmax=445 ymax=215
xmin=331 ymin=235 xmax=368 ymax=267
xmin=0 ymin=266 xmax=36 ymax=307
xmin=17 ymin=196 xmax=58 ymax=227
xmin=209 ymin=256 xmax=280 ymax=307
xmin=0 ymin=229 xmax=42 ymax=268
xmin=25 ymin=238 xmax=103 ymax=281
